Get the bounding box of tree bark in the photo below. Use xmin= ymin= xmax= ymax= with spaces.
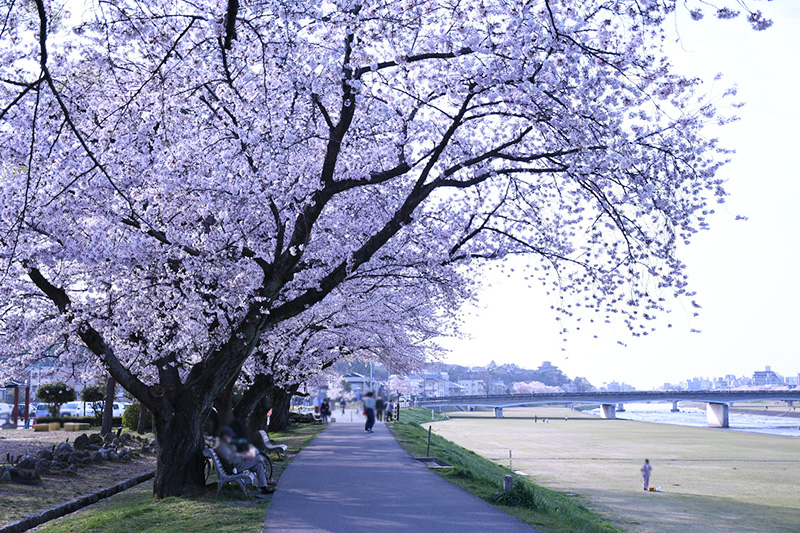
xmin=152 ymin=402 xmax=207 ymax=498
xmin=101 ymin=376 xmax=116 ymax=435
xmin=233 ymin=374 xmax=274 ymax=437
xmin=136 ymin=403 xmax=149 ymax=434
xmin=268 ymin=385 xmax=296 ymax=433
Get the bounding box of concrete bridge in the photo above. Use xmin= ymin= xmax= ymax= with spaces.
xmin=415 ymin=390 xmax=800 ymax=428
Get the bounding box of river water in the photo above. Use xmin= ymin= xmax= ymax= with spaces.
xmin=588 ymin=402 xmax=800 ymax=438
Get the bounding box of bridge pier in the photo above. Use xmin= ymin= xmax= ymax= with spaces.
xmin=600 ymin=404 xmax=616 ymax=419
xmin=494 ymin=407 xmax=504 ymax=418
xmin=707 ymin=402 xmax=729 ymax=428
xmin=616 ymin=403 xmax=625 ymax=412
xmin=671 ymin=400 xmax=680 ymax=412
xmin=788 ymin=401 xmax=794 ymax=408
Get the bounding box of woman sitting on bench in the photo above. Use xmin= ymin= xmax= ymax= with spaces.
xmin=215 ymin=426 xmax=275 ymax=498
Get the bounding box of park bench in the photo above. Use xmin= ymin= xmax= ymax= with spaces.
xmin=258 ymin=430 xmax=288 ymax=461
xmin=310 ymin=412 xmax=323 ymax=424
xmin=64 ymin=422 xmax=91 ymax=431
xmin=202 ymin=448 xmax=256 ymax=498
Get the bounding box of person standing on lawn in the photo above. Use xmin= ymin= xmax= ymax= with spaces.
xmin=363 ymin=392 xmax=376 ymax=433
xmin=641 ymin=459 xmax=653 ymax=491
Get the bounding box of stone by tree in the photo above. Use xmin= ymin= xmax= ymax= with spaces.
xmin=0 ymin=0 xmax=773 ymax=497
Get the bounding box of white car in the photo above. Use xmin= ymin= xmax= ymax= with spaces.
xmin=60 ymin=401 xmax=89 ymax=417
xmin=0 ymin=403 xmax=12 ymax=418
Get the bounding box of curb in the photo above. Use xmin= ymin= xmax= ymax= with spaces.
xmin=0 ymin=470 xmax=155 ymax=533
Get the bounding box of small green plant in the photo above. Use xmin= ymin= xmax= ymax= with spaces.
xmin=36 ymin=381 xmax=76 ymax=417
xmin=122 ymin=403 xmax=151 ymax=431
xmin=488 ymin=483 xmax=547 ymax=511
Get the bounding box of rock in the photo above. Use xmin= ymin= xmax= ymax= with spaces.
xmin=104 ymin=433 xmax=114 ymax=443
xmin=64 ymin=465 xmax=78 ymax=475
xmin=14 ymin=469 xmax=41 ymax=482
xmin=17 ymin=455 xmax=37 ymax=470
xmin=88 ymin=433 xmax=103 ymax=445
xmin=108 ymin=451 xmax=120 ymax=462
xmin=54 ymin=452 xmax=71 ymax=463
xmin=100 ymin=449 xmax=109 ymax=460
xmin=38 ymin=449 xmax=54 ymax=460
xmin=50 ymin=461 xmax=67 ymax=471
xmin=89 ymin=451 xmax=103 ymax=463
xmin=34 ymin=460 xmax=50 ymax=473
xmin=55 ymin=442 xmax=73 ymax=454
xmin=74 ymin=433 xmax=90 ymax=450
xmin=112 ymin=437 xmax=120 ymax=447
xmin=87 ymin=444 xmax=101 ymax=451
xmin=68 ymin=452 xmax=86 ymax=464
xmin=0 ymin=470 xmax=11 ymax=482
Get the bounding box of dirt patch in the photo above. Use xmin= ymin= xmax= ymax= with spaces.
xmin=0 ymin=428 xmax=156 ymax=526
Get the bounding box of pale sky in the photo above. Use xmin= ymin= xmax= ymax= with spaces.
xmin=441 ymin=4 xmax=800 ymax=390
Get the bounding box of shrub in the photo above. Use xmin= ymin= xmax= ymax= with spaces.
xmin=122 ymin=403 xmax=151 ymax=431
xmin=80 ymin=385 xmax=106 ymax=419
xmin=36 ymin=382 xmax=76 ymax=417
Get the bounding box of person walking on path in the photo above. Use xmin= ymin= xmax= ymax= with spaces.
xmin=641 ymin=459 xmax=652 ymax=491
xmin=376 ymin=396 xmax=386 ymax=422
xmin=320 ymin=399 xmax=331 ymax=424
xmin=385 ymin=400 xmax=393 ymax=421
xmin=340 ymin=398 xmax=346 ymax=414
xmin=363 ymin=391 xmax=376 ymax=433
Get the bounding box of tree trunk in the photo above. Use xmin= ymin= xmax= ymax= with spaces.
xmin=246 ymin=396 xmax=274 ymax=441
xmin=152 ymin=403 xmax=207 ymax=498
xmin=211 ymin=380 xmax=236 ymax=436
xmin=101 ymin=376 xmax=116 ymax=435
xmin=136 ymin=403 xmax=149 ymax=434
xmin=268 ymin=386 xmax=294 ymax=433
xmin=233 ymin=374 xmax=274 ymax=439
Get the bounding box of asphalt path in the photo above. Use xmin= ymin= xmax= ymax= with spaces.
xmin=263 ymin=411 xmax=541 ymax=533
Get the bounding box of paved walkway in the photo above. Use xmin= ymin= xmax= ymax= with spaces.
xmin=263 ymin=411 xmax=541 ymax=533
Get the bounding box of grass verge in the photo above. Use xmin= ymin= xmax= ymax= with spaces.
xmin=391 ymin=409 xmax=621 ymax=533
xmin=31 ymin=423 xmax=324 ymax=533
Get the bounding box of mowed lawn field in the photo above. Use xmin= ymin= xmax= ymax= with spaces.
xmin=429 ymin=408 xmax=800 ymax=533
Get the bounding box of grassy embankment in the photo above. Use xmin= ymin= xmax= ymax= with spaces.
xmin=391 ymin=408 xmax=621 ymax=533
xmin=27 ymin=423 xmax=324 ymax=533
xmin=433 ymin=407 xmax=800 ymax=533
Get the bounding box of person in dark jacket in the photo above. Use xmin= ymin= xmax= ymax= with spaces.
xmin=375 ymin=396 xmax=385 ymax=422
xmin=215 ymin=426 xmax=275 ymax=498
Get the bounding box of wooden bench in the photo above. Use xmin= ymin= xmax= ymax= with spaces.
xmin=258 ymin=430 xmax=288 ymax=461
xmin=48 ymin=422 xmax=61 ymax=430
xmin=202 ymin=448 xmax=256 ymax=498
xmin=64 ymin=422 xmax=91 ymax=431
xmin=33 ymin=424 xmax=49 ymax=432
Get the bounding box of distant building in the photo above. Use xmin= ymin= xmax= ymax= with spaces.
xmin=752 ymin=366 xmax=783 ymax=387
xmin=457 ymin=380 xmax=486 ymax=396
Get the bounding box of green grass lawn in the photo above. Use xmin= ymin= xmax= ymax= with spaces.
xmin=32 ymin=423 xmax=324 ymax=533
xmin=392 ymin=409 xmax=620 ymax=533
xmin=433 ymin=407 xmax=800 ymax=533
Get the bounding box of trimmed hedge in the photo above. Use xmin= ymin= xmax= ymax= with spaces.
xmin=35 ymin=416 xmax=122 ymax=426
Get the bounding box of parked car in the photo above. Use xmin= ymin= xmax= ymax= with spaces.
xmin=0 ymin=403 xmax=12 ymax=418
xmin=60 ymin=401 xmax=88 ymax=417
xmin=36 ymin=403 xmax=54 ymax=419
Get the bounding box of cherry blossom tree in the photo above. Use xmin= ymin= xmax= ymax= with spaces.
xmin=512 ymin=380 xmax=563 ymax=394
xmin=0 ymin=0 xmax=769 ymax=496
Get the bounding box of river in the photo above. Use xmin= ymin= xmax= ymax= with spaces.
xmin=588 ymin=402 xmax=800 ymax=437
